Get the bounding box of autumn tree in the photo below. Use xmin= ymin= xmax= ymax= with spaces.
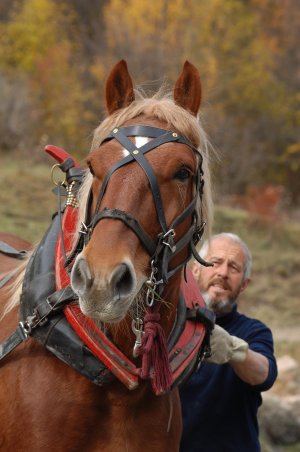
xmin=103 ymin=0 xmax=292 ymax=200
xmin=0 ymin=0 xmax=93 ymax=153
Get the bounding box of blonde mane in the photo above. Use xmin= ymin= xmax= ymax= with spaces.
xmin=77 ymin=90 xmax=213 ymax=239
xmin=0 ymin=253 xmax=31 ymax=319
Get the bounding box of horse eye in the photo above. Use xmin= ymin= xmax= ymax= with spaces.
xmin=174 ymin=167 xmax=191 ymax=181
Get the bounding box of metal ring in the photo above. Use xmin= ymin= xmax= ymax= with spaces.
xmin=51 ymin=164 xmax=66 ymax=186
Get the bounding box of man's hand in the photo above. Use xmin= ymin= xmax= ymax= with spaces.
xmin=206 ymin=324 xmax=249 ymax=364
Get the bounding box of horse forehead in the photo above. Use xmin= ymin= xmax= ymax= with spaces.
xmin=121 ymin=136 xmax=150 ymax=157
xmin=90 ymin=135 xmax=196 ymax=176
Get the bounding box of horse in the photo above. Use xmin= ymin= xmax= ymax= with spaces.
xmin=0 ymin=60 xmax=213 ymax=451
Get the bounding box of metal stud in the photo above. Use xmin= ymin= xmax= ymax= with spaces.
xmin=113 ymin=128 xmax=118 ymax=133
xmin=133 ymin=150 xmax=139 ymax=154
xmin=172 ymin=132 xmax=178 ymax=138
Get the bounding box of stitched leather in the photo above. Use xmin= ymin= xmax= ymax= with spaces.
xmin=18 ymin=214 xmax=113 ymax=386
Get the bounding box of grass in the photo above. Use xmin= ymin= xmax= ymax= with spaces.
xmin=0 ymin=153 xmax=56 ymax=241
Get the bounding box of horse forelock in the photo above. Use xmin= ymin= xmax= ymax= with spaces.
xmin=75 ymin=91 xmax=213 ymax=245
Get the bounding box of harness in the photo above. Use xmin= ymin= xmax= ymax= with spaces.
xmin=0 ymin=126 xmax=215 ymax=394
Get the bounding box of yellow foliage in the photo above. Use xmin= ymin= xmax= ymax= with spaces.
xmin=90 ymin=61 xmax=106 ymax=84
xmin=0 ymin=0 xmax=91 ymax=152
xmin=103 ymin=0 xmax=284 ymax=116
xmin=0 ymin=0 xmax=73 ymax=74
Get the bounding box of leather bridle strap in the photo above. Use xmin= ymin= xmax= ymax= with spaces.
xmin=100 ymin=128 xmax=168 ymax=232
xmin=104 ymin=125 xmax=199 ymax=153
xmin=92 ymin=126 xmax=200 ymax=231
xmin=91 ymin=208 xmax=157 ymax=256
xmin=93 ymin=128 xmax=184 ymax=233
xmin=94 ymin=128 xmax=178 ymax=213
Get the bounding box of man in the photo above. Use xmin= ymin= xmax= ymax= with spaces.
xmin=180 ymin=233 xmax=277 ymax=452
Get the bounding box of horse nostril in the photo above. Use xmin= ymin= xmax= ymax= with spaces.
xmin=71 ymin=257 xmax=92 ymax=293
xmin=110 ymin=263 xmax=135 ymax=301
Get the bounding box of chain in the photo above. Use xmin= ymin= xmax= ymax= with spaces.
xmin=145 ymin=260 xmax=163 ymax=307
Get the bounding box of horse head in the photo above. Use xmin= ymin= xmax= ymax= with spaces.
xmin=71 ymin=60 xmax=211 ymax=335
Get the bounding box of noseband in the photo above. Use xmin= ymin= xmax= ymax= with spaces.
xmin=66 ymin=125 xmax=211 ymax=300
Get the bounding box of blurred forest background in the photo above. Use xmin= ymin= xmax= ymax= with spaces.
xmin=0 ymin=0 xmax=299 ymax=209
xmin=0 ymin=1 xmax=299 ymax=450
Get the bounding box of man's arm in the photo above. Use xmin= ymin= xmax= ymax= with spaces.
xmin=206 ymin=324 xmax=270 ymax=386
xmin=230 ymin=349 xmax=269 ymax=385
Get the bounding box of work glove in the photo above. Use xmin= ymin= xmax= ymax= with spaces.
xmin=206 ymin=324 xmax=249 ymax=364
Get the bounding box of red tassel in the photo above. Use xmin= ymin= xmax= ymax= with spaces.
xmin=140 ymin=308 xmax=173 ymax=394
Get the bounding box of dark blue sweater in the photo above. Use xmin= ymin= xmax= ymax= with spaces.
xmin=179 ymin=307 xmax=277 ymax=452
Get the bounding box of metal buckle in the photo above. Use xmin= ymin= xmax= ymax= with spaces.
xmin=131 ymin=318 xmax=144 ymax=358
xmin=145 ymin=260 xmax=163 ymax=307
xmin=18 ymin=314 xmax=38 ymax=338
xmin=162 ymin=229 xmax=176 ymax=253
xmin=79 ymin=222 xmax=89 ymax=235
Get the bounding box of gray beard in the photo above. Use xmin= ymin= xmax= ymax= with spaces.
xmin=202 ymin=292 xmax=236 ymax=317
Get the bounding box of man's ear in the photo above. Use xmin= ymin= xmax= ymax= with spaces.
xmin=240 ymin=278 xmax=251 ymax=293
xmin=192 ymin=262 xmax=201 ymax=281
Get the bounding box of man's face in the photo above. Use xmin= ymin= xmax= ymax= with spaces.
xmin=193 ymin=237 xmax=250 ymax=315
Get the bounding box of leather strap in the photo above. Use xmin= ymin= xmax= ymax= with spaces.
xmin=0 ymin=325 xmax=28 ymax=361
xmin=0 ymin=268 xmax=21 ymax=289
xmin=91 ymin=208 xmax=157 ymax=256
xmin=0 ymin=286 xmax=76 ymax=363
xmin=111 ymin=128 xmax=168 ymax=232
xmin=33 ymin=286 xmax=77 ymax=321
xmin=64 ymin=304 xmax=139 ymax=390
xmin=0 ymin=241 xmax=28 ymax=288
xmin=0 ymin=241 xmax=28 ymax=259
xmin=104 ymin=125 xmax=199 ymax=154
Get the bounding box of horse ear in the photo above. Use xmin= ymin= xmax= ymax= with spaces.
xmin=173 ymin=61 xmax=202 ymax=116
xmin=105 ymin=60 xmax=135 ymax=114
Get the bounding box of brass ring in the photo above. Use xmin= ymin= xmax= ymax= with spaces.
xmin=51 ymin=164 xmax=66 ymax=186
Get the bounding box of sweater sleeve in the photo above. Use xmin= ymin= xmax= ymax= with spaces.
xmin=243 ymin=320 xmax=278 ymax=391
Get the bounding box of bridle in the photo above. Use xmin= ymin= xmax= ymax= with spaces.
xmin=66 ymin=125 xmax=211 ymax=301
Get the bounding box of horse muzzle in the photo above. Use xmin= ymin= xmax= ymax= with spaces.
xmin=71 ymin=254 xmax=139 ymax=322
